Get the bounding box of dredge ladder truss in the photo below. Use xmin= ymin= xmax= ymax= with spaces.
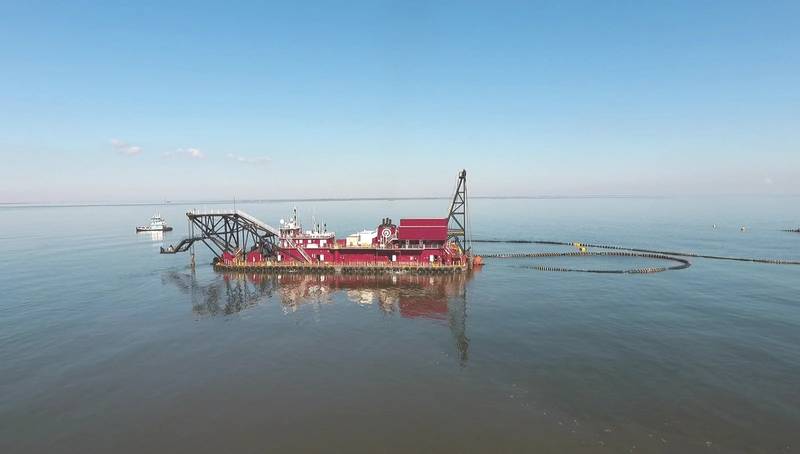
xmin=160 ymin=210 xmax=281 ymax=259
xmin=447 ymin=169 xmax=471 ymax=256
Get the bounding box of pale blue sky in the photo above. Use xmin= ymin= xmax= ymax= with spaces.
xmin=1 ymin=1 xmax=798 ymax=203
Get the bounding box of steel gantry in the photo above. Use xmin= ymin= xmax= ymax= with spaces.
xmin=447 ymin=169 xmax=471 ymax=255
xmin=160 ymin=210 xmax=280 ymax=259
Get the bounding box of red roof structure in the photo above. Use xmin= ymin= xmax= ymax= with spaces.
xmin=397 ymin=218 xmax=448 ymax=241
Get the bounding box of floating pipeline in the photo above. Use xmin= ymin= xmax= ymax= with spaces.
xmin=483 ymin=251 xmax=690 ymax=274
xmin=474 ymin=240 xmax=800 ymax=266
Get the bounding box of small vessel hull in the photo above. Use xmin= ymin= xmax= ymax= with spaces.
xmin=136 ymin=226 xmax=173 ymax=232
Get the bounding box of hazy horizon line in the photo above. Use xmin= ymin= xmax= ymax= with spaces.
xmin=2 ymin=193 xmax=799 ymax=209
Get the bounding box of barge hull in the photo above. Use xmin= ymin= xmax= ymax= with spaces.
xmin=214 ymin=262 xmax=468 ymax=274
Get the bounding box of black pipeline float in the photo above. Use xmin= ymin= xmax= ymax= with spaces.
xmin=483 ymin=251 xmax=690 ymax=274
xmin=475 ymin=239 xmax=800 ymax=274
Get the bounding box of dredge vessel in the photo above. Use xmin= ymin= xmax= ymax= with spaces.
xmin=161 ymin=170 xmax=477 ymax=273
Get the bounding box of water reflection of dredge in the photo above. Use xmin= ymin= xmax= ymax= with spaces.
xmin=162 ymin=270 xmax=275 ymax=316
xmin=271 ymin=272 xmax=470 ymax=317
xmin=163 ymin=271 xmax=473 ymax=362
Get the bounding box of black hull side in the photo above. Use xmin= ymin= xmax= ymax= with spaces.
xmin=136 ymin=227 xmax=174 ymax=232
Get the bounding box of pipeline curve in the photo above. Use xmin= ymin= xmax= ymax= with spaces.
xmin=483 ymin=251 xmax=691 ymax=274
xmin=474 ymin=240 xmax=800 ymax=266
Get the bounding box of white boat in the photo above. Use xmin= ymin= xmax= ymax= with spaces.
xmin=136 ymin=213 xmax=173 ymax=232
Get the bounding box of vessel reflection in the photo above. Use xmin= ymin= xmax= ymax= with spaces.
xmin=147 ymin=231 xmax=164 ymax=242
xmin=133 ymin=230 xmax=166 ymax=242
xmin=162 ymin=270 xmax=275 ymax=316
xmin=163 ymin=270 xmax=475 ymax=363
xmin=271 ymin=273 xmax=471 ymax=317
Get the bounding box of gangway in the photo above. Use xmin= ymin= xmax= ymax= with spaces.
xmin=283 ymin=237 xmax=312 ymax=262
xmin=233 ymin=210 xmax=280 ymax=236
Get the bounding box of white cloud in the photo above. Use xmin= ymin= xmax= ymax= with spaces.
xmin=110 ymin=138 xmax=142 ymax=156
xmin=764 ymin=177 xmax=774 ymax=185
xmin=226 ymin=153 xmax=271 ymax=165
xmin=166 ymin=147 xmax=205 ymax=159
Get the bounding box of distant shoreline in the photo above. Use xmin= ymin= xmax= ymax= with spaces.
xmin=1 ymin=193 xmax=798 ymax=209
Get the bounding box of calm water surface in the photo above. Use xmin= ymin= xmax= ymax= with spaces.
xmin=1 ymin=197 xmax=799 ymax=453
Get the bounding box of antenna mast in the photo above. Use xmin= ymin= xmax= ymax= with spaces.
xmin=447 ymin=169 xmax=470 ymax=255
